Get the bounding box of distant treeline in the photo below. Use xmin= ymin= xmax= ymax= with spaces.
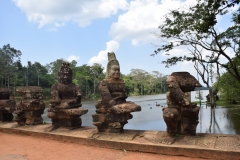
xmin=0 ymin=44 xmax=168 ymax=99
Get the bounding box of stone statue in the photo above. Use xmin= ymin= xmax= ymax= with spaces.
xmin=92 ymin=52 xmax=141 ymax=133
xmin=14 ymin=86 xmax=45 ymax=125
xmin=0 ymin=88 xmax=16 ymax=121
xmin=47 ymin=62 xmax=88 ymax=129
xmin=162 ymin=72 xmax=201 ymax=136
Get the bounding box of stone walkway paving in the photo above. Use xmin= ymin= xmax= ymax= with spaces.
xmin=0 ymin=122 xmax=239 ymax=160
xmin=0 ymin=132 xmax=206 ymax=160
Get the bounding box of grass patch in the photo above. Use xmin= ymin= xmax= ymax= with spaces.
xmin=216 ymin=100 xmax=240 ymax=107
xmin=191 ymin=101 xmax=206 ymax=105
xmin=192 ymin=100 xmax=240 ymax=108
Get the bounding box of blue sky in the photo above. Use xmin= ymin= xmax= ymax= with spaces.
xmin=0 ymin=0 xmax=238 ymax=80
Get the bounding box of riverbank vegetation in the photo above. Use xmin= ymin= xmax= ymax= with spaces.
xmin=0 ymin=44 xmax=168 ymax=100
xmin=154 ymin=0 xmax=240 ymax=106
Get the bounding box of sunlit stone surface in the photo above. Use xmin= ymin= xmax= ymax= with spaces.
xmin=48 ymin=62 xmax=88 ymax=129
xmin=0 ymin=88 xmax=15 ymax=121
xmin=15 ymin=86 xmax=45 ymax=125
xmin=163 ymin=72 xmax=202 ymax=135
xmin=92 ymin=52 xmax=141 ymax=133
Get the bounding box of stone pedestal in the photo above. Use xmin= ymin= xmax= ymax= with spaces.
xmin=14 ymin=86 xmax=45 ymax=125
xmin=163 ymin=72 xmax=201 ymax=136
xmin=47 ymin=62 xmax=88 ymax=129
xmin=181 ymin=104 xmax=200 ymax=135
xmin=0 ymin=88 xmax=16 ymax=122
xmin=92 ymin=52 xmax=141 ymax=133
xmin=93 ymin=101 xmax=141 ymax=133
xmin=92 ymin=112 xmax=133 ymax=133
xmin=48 ymin=108 xmax=88 ymax=127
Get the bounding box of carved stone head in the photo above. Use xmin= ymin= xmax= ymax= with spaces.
xmin=167 ymin=72 xmax=202 ymax=92
xmin=106 ymin=52 xmax=120 ymax=79
xmin=58 ymin=62 xmax=72 ymax=84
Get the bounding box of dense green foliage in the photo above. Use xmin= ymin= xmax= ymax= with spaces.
xmin=0 ymin=44 xmax=167 ymax=99
xmin=154 ymin=0 xmax=239 ymax=79
xmin=154 ymin=0 xmax=239 ymax=106
xmin=217 ymin=56 xmax=240 ymax=103
xmin=218 ymin=72 xmax=240 ymax=102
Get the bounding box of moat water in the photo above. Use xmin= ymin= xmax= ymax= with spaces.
xmin=42 ymin=90 xmax=240 ymax=135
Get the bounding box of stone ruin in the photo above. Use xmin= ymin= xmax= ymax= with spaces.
xmin=48 ymin=62 xmax=88 ymax=129
xmin=14 ymin=86 xmax=45 ymax=125
xmin=163 ymin=72 xmax=201 ymax=136
xmin=0 ymin=88 xmax=16 ymax=121
xmin=92 ymin=52 xmax=141 ymax=133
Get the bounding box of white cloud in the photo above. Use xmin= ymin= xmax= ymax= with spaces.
xmin=110 ymin=0 xmax=197 ymax=45
xmin=13 ymin=0 xmax=128 ymax=29
xmin=106 ymin=40 xmax=119 ymax=51
xmin=88 ymin=40 xmax=119 ymax=66
xmin=66 ymin=55 xmax=79 ymax=62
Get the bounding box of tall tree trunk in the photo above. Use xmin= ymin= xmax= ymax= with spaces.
xmin=93 ymin=78 xmax=96 ymax=94
xmin=208 ymin=88 xmax=215 ymax=108
xmin=4 ymin=74 xmax=7 ymax=87
xmin=1 ymin=75 xmax=3 ymax=87
xmin=13 ymin=80 xmax=16 ymax=95
xmin=38 ymin=75 xmax=39 ymax=87
xmin=7 ymin=76 xmax=9 ymax=89
xmin=199 ymin=90 xmax=202 ymax=107
xmin=85 ymin=77 xmax=88 ymax=98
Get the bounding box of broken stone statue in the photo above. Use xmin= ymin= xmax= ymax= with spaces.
xmin=0 ymin=88 xmax=16 ymax=121
xmin=48 ymin=62 xmax=88 ymax=129
xmin=92 ymin=52 xmax=141 ymax=133
xmin=163 ymin=72 xmax=202 ymax=136
xmin=14 ymin=86 xmax=45 ymax=125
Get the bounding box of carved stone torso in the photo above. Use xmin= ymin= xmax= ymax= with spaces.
xmin=92 ymin=52 xmax=141 ymax=133
xmin=47 ymin=62 xmax=88 ymax=129
xmin=163 ymin=72 xmax=201 ymax=135
xmin=51 ymin=83 xmax=80 ymax=100
xmin=100 ymin=78 xmax=127 ymax=104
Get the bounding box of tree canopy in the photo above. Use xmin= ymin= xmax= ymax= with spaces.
xmin=154 ymin=0 xmax=240 ymax=81
xmin=0 ymin=44 xmax=167 ymax=98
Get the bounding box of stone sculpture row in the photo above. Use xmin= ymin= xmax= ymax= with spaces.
xmin=0 ymin=86 xmax=45 ymax=125
xmin=0 ymin=52 xmax=201 ymax=136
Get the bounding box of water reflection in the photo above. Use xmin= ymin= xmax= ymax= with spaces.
xmin=42 ymin=91 xmax=240 ymax=135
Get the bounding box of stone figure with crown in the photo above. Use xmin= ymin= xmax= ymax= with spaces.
xmin=163 ymin=72 xmax=202 ymax=136
xmin=0 ymin=88 xmax=16 ymax=121
xmin=47 ymin=62 xmax=88 ymax=129
xmin=92 ymin=52 xmax=141 ymax=133
xmin=14 ymin=86 xmax=45 ymax=125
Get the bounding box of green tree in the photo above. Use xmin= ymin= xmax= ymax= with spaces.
xmin=45 ymin=59 xmax=65 ymax=82
xmin=218 ymin=72 xmax=240 ymax=103
xmin=46 ymin=59 xmax=77 ymax=83
xmin=32 ymin=62 xmax=48 ymax=87
xmin=73 ymin=64 xmax=93 ymax=98
xmin=89 ymin=63 xmax=105 ymax=94
xmin=130 ymin=69 xmax=149 ymax=95
xmin=154 ymin=0 xmax=239 ymax=81
xmin=152 ymin=71 xmax=166 ymax=93
xmin=0 ymin=44 xmax=22 ymax=88
xmin=153 ymin=0 xmax=239 ymax=107
xmin=195 ymin=88 xmax=204 ymax=106
xmin=122 ymin=75 xmax=134 ymax=95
